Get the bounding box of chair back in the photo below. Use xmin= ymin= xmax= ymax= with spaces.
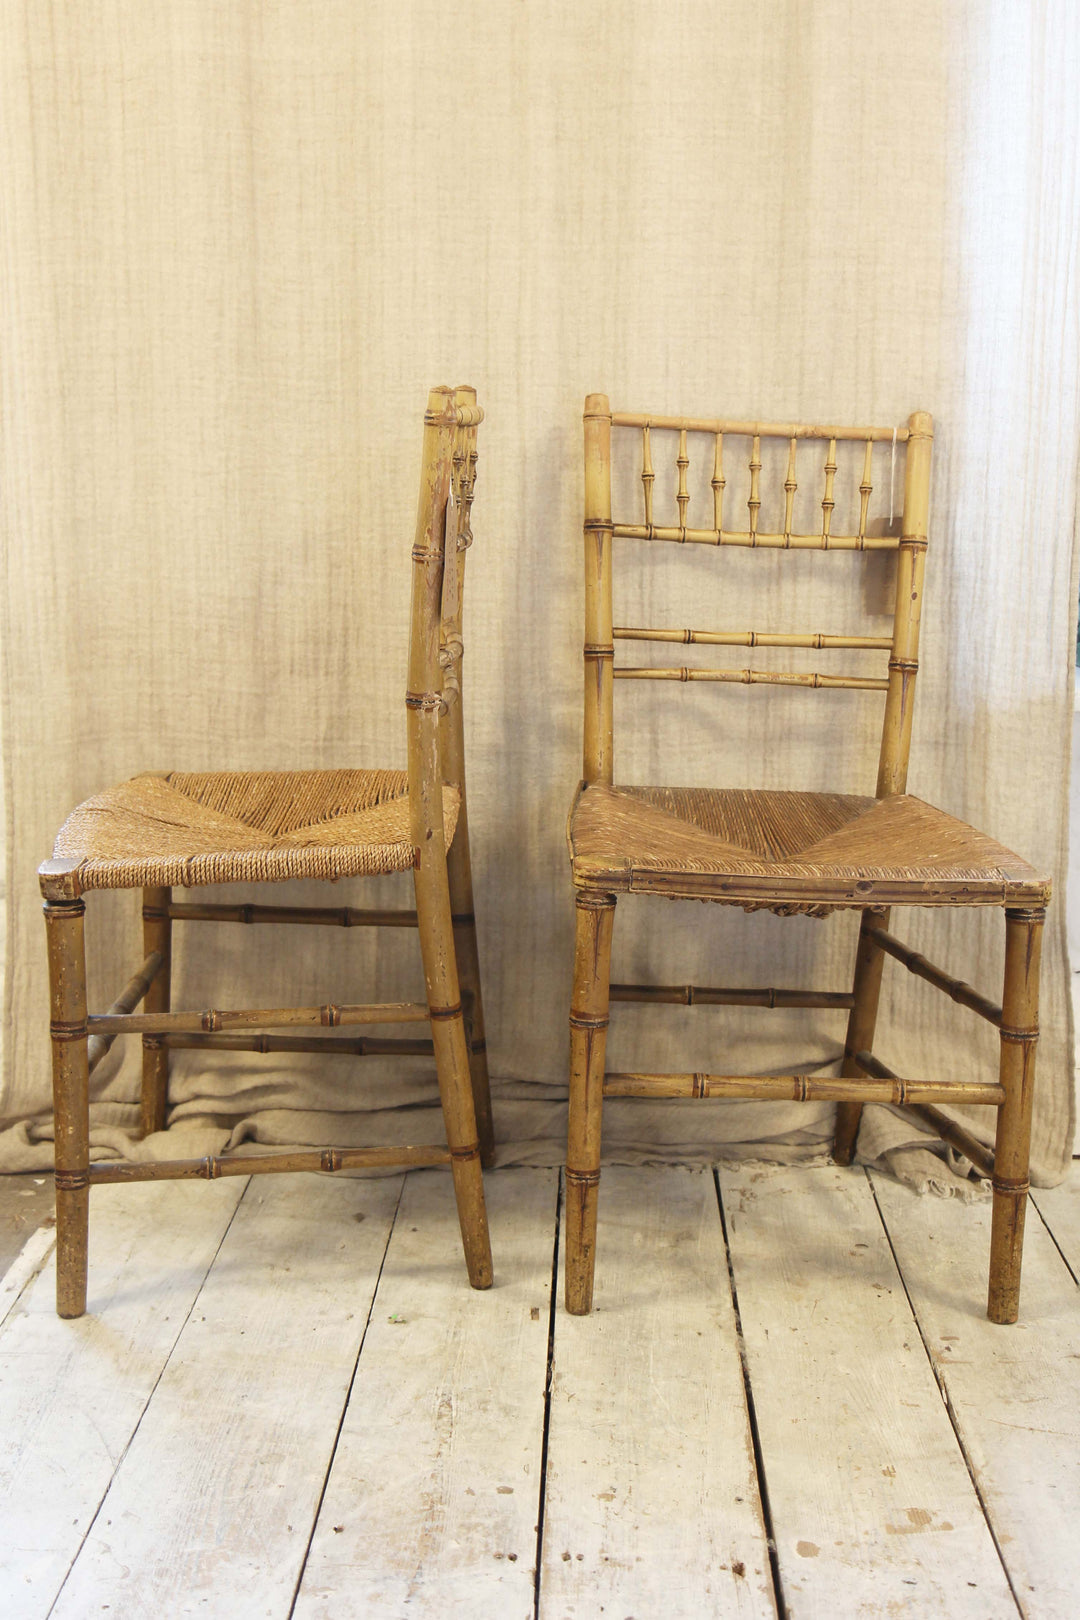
xmin=581 ymin=396 xmax=932 ymax=798
xmin=406 ymin=385 xmax=483 ymax=850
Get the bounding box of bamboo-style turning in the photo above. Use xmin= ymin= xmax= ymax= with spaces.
xmin=167 ymin=902 xmax=420 ymax=928
xmin=610 ymin=983 xmax=854 ymax=1008
xmin=40 ymin=385 xmax=496 ymax=1317
xmin=603 ymin=1072 xmax=1006 ymax=1106
xmin=614 ymin=666 xmax=888 ymax=690
xmin=615 ymin=627 xmax=891 ymax=650
xmin=612 ymin=523 xmax=900 ymax=551
xmin=850 ymin=1051 xmax=996 ymax=1178
xmin=863 ymin=924 xmax=1003 ymax=1024
xmin=87 ymin=951 xmax=163 ymax=1074
xmin=164 ymin=1032 xmax=437 ymax=1056
xmin=566 ymin=394 xmax=1050 ymax=1325
xmin=88 ymin=1000 xmax=431 ymax=1035
xmin=88 ymin=1144 xmax=452 ymax=1183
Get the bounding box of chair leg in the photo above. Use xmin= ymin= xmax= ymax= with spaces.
xmin=413 ymin=862 xmax=493 ymax=1290
xmin=565 ymin=891 xmax=615 ymax=1316
xmin=988 ymin=905 xmax=1044 ymax=1325
xmin=446 ymin=826 xmax=495 ymax=1168
xmin=140 ymin=885 xmax=171 ymax=1138
xmin=833 ymin=905 xmax=890 ymax=1166
xmin=44 ymin=895 xmax=91 ymax=1319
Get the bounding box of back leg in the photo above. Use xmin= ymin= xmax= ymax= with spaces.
xmin=413 ymin=859 xmax=493 ymax=1290
xmin=140 ymin=885 xmax=171 ymax=1137
xmin=834 ymin=905 xmax=889 ymax=1165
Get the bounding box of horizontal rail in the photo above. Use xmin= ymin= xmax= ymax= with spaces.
xmin=611 ymin=523 xmax=900 ymax=551
xmin=610 ymin=412 xmax=909 ymax=443
xmin=603 ymin=1071 xmax=1006 ymax=1105
xmin=164 ymin=1033 xmax=436 ymax=1057
xmin=865 ymin=926 xmax=1003 ymax=1024
xmin=87 ymin=951 xmax=164 ymax=1074
xmin=169 ymin=903 xmax=419 ymax=928
xmin=907 ymin=1102 xmax=996 ymax=1178
xmin=610 ymin=983 xmax=854 ymax=1009
xmin=88 ymin=1001 xmax=432 ymax=1035
xmin=87 ymin=1144 xmax=452 ymax=1184
xmin=614 ymin=627 xmax=892 ymax=651
xmin=615 ymin=666 xmax=889 ymax=691
xmin=853 ymin=1049 xmax=1004 ymax=1105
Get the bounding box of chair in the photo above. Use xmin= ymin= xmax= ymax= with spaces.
xmin=40 ymin=384 xmax=494 ymax=1317
xmin=564 ymin=394 xmax=1049 ymax=1323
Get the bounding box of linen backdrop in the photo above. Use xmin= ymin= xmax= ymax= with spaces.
xmin=1 ymin=0 xmax=1077 ymax=1186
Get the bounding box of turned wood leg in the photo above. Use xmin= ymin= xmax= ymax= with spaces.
xmin=414 ymin=863 xmax=493 ymax=1290
xmin=140 ymin=886 xmax=171 ymax=1137
xmin=446 ymin=826 xmax=494 ymax=1169
xmin=565 ymin=891 xmax=615 ymax=1315
xmin=834 ymin=905 xmax=890 ymax=1166
xmin=988 ymin=906 xmax=1044 ymax=1325
xmin=44 ymin=894 xmax=91 ymax=1318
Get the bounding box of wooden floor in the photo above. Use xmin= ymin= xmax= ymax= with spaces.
xmin=1 ymin=1161 xmax=1078 ymax=1619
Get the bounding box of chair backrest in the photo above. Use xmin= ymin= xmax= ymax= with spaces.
xmin=406 ymin=385 xmax=482 ymax=845
xmin=581 ymin=395 xmax=933 ymax=798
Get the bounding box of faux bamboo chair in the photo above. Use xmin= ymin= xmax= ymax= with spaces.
xmin=40 ymin=384 xmax=494 ymax=1317
xmin=565 ymin=394 xmax=1049 ymax=1324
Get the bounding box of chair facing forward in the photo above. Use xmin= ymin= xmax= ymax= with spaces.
xmin=565 ymin=394 xmax=1049 ymax=1323
xmin=41 ymin=385 xmax=494 ymax=1317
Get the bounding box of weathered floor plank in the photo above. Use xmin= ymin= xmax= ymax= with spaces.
xmin=49 ymin=1173 xmax=403 ymax=1620
xmin=0 ymin=1177 xmax=247 ymax=1620
xmin=541 ymin=1166 xmax=776 ymax=1619
xmin=294 ymin=1167 xmax=556 ymax=1620
xmin=0 ymin=1223 xmax=55 ymax=1333
xmin=1031 ymin=1169 xmax=1080 ymax=1281
xmin=720 ymin=1162 xmax=1016 ymax=1618
xmin=874 ymin=1169 xmax=1080 ymax=1620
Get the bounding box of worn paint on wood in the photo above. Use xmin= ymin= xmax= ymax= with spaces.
xmin=0 ymin=1178 xmax=246 ymax=1620
xmin=51 ymin=1174 xmax=402 ymax=1619
xmin=294 ymin=1169 xmax=555 ymax=1619
xmin=543 ymin=1166 xmax=776 ymax=1618
xmin=878 ymin=1168 xmax=1080 ymax=1618
xmin=720 ymin=1163 xmax=1016 ymax=1617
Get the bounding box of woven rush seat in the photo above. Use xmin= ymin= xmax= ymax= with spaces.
xmin=52 ymin=767 xmax=461 ymax=891
xmin=568 ymin=782 xmax=1049 ymax=910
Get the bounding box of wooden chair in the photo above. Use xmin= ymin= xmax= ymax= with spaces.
xmin=565 ymin=394 xmax=1049 ymax=1323
xmin=40 ymin=384 xmax=494 ymax=1317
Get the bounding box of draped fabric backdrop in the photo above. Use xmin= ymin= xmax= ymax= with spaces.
xmin=1 ymin=1 xmax=1077 ymax=1186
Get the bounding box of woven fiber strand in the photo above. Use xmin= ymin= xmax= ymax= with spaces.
xmin=53 ymin=770 xmax=460 ymax=891
xmin=569 ymin=784 xmax=1049 ymax=904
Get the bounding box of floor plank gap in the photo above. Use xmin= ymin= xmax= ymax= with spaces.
xmin=285 ymin=1173 xmax=407 ymax=1620
xmin=44 ymin=1177 xmax=253 ymax=1620
xmin=863 ymin=1167 xmax=1023 ymax=1616
xmin=714 ymin=1166 xmax=787 ymax=1620
xmin=531 ymin=1170 xmax=562 ymax=1620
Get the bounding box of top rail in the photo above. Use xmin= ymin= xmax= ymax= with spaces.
xmin=610 ymin=412 xmax=908 ymax=443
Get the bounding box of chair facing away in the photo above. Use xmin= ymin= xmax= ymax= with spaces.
xmin=40 ymin=385 xmax=493 ymax=1317
xmin=565 ymin=394 xmax=1049 ymax=1323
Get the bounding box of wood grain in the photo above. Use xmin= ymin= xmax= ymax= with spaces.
xmin=0 ymin=1178 xmax=246 ymax=1619
xmin=294 ymin=1169 xmax=555 ymax=1618
xmin=544 ymin=1167 xmax=776 ymax=1618
xmin=719 ymin=1163 xmax=1016 ymax=1617
xmin=879 ymin=1168 xmax=1080 ymax=1618
xmin=51 ymin=1175 xmax=402 ymax=1619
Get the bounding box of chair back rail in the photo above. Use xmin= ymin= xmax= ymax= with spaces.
xmin=581 ymin=394 xmax=933 ymax=797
